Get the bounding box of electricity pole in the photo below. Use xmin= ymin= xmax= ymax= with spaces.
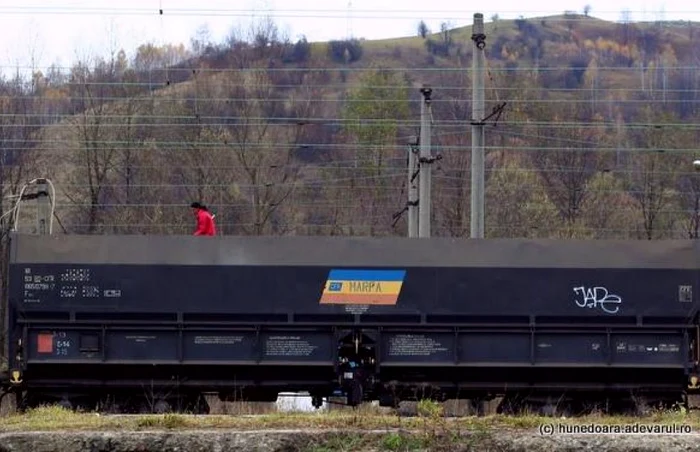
xmin=8 ymin=178 xmax=52 ymax=235
xmin=36 ymin=179 xmax=51 ymax=235
xmin=470 ymin=13 xmax=486 ymax=239
xmin=407 ymin=136 xmax=419 ymax=237
xmin=418 ymin=85 xmax=432 ymax=238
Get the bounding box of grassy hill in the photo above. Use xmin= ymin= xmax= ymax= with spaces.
xmin=10 ymin=14 xmax=700 ymax=240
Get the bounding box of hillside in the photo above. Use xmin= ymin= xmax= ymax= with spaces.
xmin=4 ymin=13 xmax=700 ymax=241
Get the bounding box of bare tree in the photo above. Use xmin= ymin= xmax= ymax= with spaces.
xmin=0 ymin=75 xmax=43 ymax=370
xmin=671 ymin=127 xmax=700 ymax=238
xmin=340 ymin=69 xmax=410 ymax=236
xmin=677 ymin=172 xmax=700 ymax=238
xmin=102 ymin=75 xmax=159 ymax=234
xmin=202 ymin=64 xmax=323 ymax=235
xmin=428 ymin=66 xmax=473 ymax=236
xmin=527 ymin=104 xmax=606 ymax=235
xmin=417 ymin=21 xmax=430 ymax=39
xmin=625 ymin=110 xmax=684 ymax=239
xmin=628 ymin=150 xmax=678 ymax=239
xmin=225 ymin=17 xmax=288 ymax=70
xmin=156 ymin=68 xmax=230 ymax=234
xmin=62 ymin=56 xmax=122 ymax=233
xmin=433 ymin=132 xmax=471 ymax=237
xmin=190 ymin=24 xmax=214 ymax=56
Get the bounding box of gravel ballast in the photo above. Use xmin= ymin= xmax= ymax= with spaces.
xmin=2 ymin=429 xmax=700 ymax=452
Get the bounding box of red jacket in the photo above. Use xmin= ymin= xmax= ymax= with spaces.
xmin=194 ymin=209 xmax=216 ymax=236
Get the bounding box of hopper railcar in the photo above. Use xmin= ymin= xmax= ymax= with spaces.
xmin=2 ymin=233 xmax=700 ymax=415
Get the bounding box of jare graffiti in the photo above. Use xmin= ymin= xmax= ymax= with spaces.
xmin=573 ymin=286 xmax=622 ymax=314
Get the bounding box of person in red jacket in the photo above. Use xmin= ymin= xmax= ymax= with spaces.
xmin=190 ymin=202 xmax=217 ymax=236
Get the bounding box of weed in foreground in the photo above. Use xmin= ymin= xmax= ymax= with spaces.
xmin=135 ymin=414 xmax=188 ymax=429
xmin=381 ymin=432 xmax=425 ymax=451
xmin=300 ymin=432 xmax=371 ymax=452
xmin=1 ymin=404 xmax=699 ymax=433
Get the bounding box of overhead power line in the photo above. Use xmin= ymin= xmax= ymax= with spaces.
xmin=4 ymin=97 xmax=700 ymax=105
xmin=2 ymin=8 xmax=700 ymax=240
xmin=0 ymin=6 xmax=699 ymax=21
xmin=6 ymin=65 xmax=700 ymax=72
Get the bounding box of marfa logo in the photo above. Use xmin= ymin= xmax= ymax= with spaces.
xmin=319 ymin=269 xmax=406 ymax=305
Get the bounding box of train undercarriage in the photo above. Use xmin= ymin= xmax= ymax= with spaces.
xmin=2 ymin=327 xmax=695 ymax=417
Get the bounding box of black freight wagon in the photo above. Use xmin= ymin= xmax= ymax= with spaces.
xmin=2 ymin=233 xmax=700 ymax=415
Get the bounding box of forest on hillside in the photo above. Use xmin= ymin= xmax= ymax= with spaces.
xmin=0 ymin=13 xmax=699 ymax=244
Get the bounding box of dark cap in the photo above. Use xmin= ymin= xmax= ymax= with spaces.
xmin=190 ymin=202 xmax=204 ymax=209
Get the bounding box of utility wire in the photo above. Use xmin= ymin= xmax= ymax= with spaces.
xmin=3 ymin=8 xmax=700 ymax=238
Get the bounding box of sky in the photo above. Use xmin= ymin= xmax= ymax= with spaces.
xmin=1 ymin=0 xmax=699 ymax=76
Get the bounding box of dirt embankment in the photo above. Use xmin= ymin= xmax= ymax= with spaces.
xmin=1 ymin=429 xmax=700 ymax=452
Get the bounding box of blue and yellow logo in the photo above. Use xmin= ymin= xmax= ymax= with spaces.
xmin=319 ymin=269 xmax=406 ymax=305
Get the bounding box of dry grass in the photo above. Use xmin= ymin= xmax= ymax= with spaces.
xmin=1 ymin=403 xmax=698 ymax=433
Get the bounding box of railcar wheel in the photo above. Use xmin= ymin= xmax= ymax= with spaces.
xmin=154 ymin=399 xmax=171 ymax=414
xmin=183 ymin=393 xmax=210 ymax=414
xmin=347 ymin=381 xmax=363 ymax=407
xmin=497 ymin=393 xmax=525 ymax=415
xmin=311 ymin=395 xmax=324 ymax=409
xmin=378 ymin=394 xmax=399 ymax=409
xmin=469 ymin=398 xmax=486 ymax=417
